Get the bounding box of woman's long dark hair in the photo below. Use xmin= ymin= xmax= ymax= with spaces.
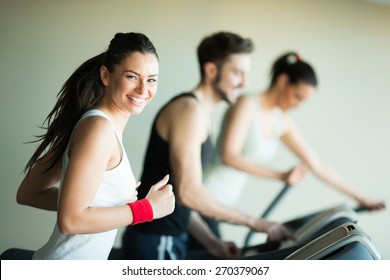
xmin=269 ymin=52 xmax=317 ymax=88
xmin=24 ymin=32 xmax=158 ymax=173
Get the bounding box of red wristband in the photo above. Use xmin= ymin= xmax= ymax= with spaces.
xmin=127 ymin=199 xmax=154 ymax=225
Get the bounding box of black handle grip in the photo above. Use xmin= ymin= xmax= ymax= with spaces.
xmin=353 ymin=206 xmax=373 ymax=212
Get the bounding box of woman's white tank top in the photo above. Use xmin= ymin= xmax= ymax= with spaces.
xmin=204 ymin=96 xmax=283 ymax=207
xmin=33 ymin=109 xmax=136 ymax=259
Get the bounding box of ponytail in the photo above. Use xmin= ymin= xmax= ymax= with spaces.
xmin=269 ymin=52 xmax=317 ymax=89
xmin=24 ymin=32 xmax=158 ymax=174
xmin=24 ymin=53 xmax=105 ymax=173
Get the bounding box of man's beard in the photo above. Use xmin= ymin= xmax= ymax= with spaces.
xmin=211 ymin=73 xmax=232 ymax=105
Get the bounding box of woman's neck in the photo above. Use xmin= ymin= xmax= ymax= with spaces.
xmin=93 ymin=104 xmax=129 ymax=134
xmin=260 ymin=89 xmax=280 ymax=110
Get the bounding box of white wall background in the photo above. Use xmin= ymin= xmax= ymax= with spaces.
xmin=1 ymin=0 xmax=389 ymax=259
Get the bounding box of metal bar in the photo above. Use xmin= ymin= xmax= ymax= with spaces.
xmin=243 ymin=184 xmax=291 ymax=247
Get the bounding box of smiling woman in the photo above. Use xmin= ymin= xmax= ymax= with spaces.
xmin=15 ymin=32 xmax=175 ymax=260
xmin=101 ymin=52 xmax=159 ymax=115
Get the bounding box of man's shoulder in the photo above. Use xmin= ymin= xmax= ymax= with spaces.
xmin=166 ymin=93 xmax=207 ymax=133
xmin=164 ymin=92 xmax=200 ymax=114
xmin=237 ymin=93 xmax=256 ymax=104
xmin=171 ymin=92 xmax=198 ymax=105
xmin=156 ymin=92 xmax=204 ymax=134
xmin=230 ymin=94 xmax=257 ymax=112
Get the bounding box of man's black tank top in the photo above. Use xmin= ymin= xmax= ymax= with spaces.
xmin=134 ymin=92 xmax=213 ymax=235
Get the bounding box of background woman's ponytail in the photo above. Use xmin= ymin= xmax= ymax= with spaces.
xmin=269 ymin=51 xmax=318 ymax=89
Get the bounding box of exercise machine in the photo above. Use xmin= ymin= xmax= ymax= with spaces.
xmin=284 ymin=222 xmax=382 ymax=260
xmin=239 ymin=184 xmax=379 ymax=259
xmin=240 ymin=222 xmax=382 ymax=260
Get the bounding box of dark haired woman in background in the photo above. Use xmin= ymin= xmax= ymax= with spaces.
xmin=16 ymin=32 xmax=175 ymax=259
xmin=203 ymin=52 xmax=385 ymax=217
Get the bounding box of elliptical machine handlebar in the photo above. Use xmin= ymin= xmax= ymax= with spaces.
xmin=242 ymin=183 xmax=375 ymax=248
xmin=243 ymin=184 xmax=292 ymax=247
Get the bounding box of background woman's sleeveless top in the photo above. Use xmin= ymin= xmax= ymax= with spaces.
xmin=33 ymin=109 xmax=136 ymax=259
xmin=203 ymin=95 xmax=283 ymax=207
